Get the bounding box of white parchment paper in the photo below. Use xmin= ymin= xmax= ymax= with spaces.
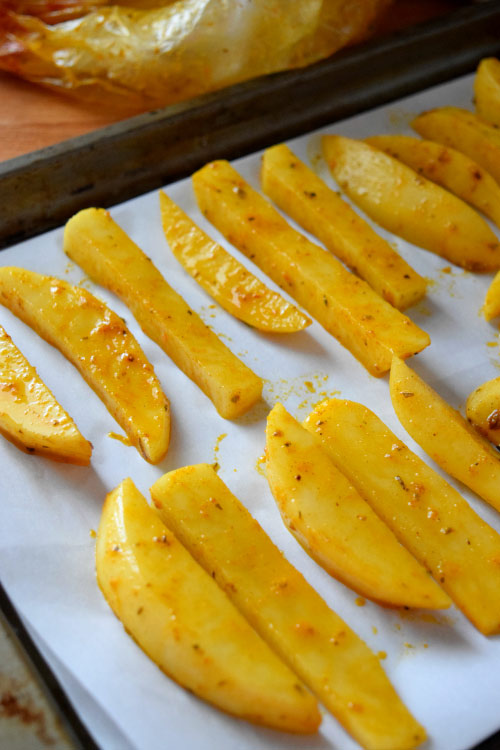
xmin=1 ymin=74 xmax=500 ymax=750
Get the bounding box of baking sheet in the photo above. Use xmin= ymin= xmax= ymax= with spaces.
xmin=1 ymin=73 xmax=500 ymax=750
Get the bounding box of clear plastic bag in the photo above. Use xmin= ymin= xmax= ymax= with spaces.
xmin=0 ymin=0 xmax=392 ymax=111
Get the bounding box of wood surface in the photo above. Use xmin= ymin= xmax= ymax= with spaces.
xmin=0 ymin=72 xmax=125 ymax=163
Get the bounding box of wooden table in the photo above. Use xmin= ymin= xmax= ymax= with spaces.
xmin=0 ymin=72 xmax=126 ymax=163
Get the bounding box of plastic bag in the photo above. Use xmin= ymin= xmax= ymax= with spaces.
xmin=0 ymin=0 xmax=392 ymax=112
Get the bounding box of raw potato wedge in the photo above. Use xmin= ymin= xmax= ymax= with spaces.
xmin=96 ymin=479 xmax=321 ymax=734
xmin=0 ymin=325 xmax=91 ymax=465
xmin=475 ymin=58 xmax=500 ymax=126
xmin=366 ymin=134 xmax=500 ymax=230
xmin=261 ymin=144 xmax=427 ymax=310
xmin=64 ymin=208 xmax=262 ymax=419
xmin=0 ymin=267 xmax=169 ymax=464
xmin=482 ymin=270 xmax=500 ymax=320
xmin=159 ymin=191 xmax=311 ymax=333
xmin=412 ymin=106 xmax=500 ymax=185
xmin=266 ymin=403 xmax=450 ymax=609
xmin=151 ymin=464 xmax=426 ymax=750
xmin=323 ymin=135 xmax=500 ymax=272
xmin=466 ymin=377 xmax=500 ymax=446
xmin=192 ymin=160 xmax=430 ymax=377
xmin=390 ymin=356 xmax=500 ymax=513
xmin=304 ymin=399 xmax=500 ymax=635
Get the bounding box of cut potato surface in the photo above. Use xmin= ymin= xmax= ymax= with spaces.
xmin=323 ymin=135 xmax=500 ymax=272
xmin=151 ymin=464 xmax=426 ymax=750
xmin=261 ymin=144 xmax=426 ymax=310
xmin=390 ymin=356 xmax=500 ymax=514
xmin=64 ymin=208 xmax=262 ymax=419
xmin=159 ymin=191 xmax=310 ymax=332
xmin=412 ymin=106 xmax=500 ymax=186
xmin=483 ymin=270 xmax=500 ymax=321
xmin=193 ymin=160 xmax=430 ymax=377
xmin=366 ymin=134 xmax=500 ymax=230
xmin=474 ymin=57 xmax=500 ymax=127
xmin=96 ymin=479 xmax=320 ymax=734
xmin=266 ymin=403 xmax=450 ymax=609
xmin=466 ymin=377 xmax=500 ymax=446
xmin=0 ymin=325 xmax=91 ymax=464
xmin=0 ymin=267 xmax=169 ymax=464
xmin=304 ymin=399 xmax=500 ymax=635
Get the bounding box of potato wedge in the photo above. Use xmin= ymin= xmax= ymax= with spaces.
xmin=266 ymin=403 xmax=450 ymax=609
xmin=322 ymin=135 xmax=500 ymax=272
xmin=151 ymin=464 xmax=426 ymax=750
xmin=482 ymin=270 xmax=500 ymax=320
xmin=0 ymin=267 xmax=169 ymax=464
xmin=475 ymin=57 xmax=500 ymax=127
xmin=159 ymin=191 xmax=311 ymax=333
xmin=390 ymin=356 xmax=500 ymax=513
xmin=466 ymin=377 xmax=500 ymax=446
xmin=304 ymin=399 xmax=500 ymax=635
xmin=412 ymin=106 xmax=500 ymax=186
xmin=261 ymin=144 xmax=427 ymax=310
xmin=366 ymin=134 xmax=500 ymax=230
xmin=192 ymin=160 xmax=430 ymax=377
xmin=0 ymin=325 xmax=91 ymax=464
xmin=96 ymin=478 xmax=320 ymax=734
xmin=64 ymin=208 xmax=262 ymax=419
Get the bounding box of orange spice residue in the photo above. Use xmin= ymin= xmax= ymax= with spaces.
xmin=213 ymin=433 xmax=227 ymax=467
xmin=255 ymin=453 xmax=266 ymax=477
xmin=107 ymin=432 xmax=132 ymax=447
xmin=214 ymin=433 xmax=227 ymax=452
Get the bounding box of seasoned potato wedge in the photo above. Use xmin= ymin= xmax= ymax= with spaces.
xmin=304 ymin=399 xmax=500 ymax=635
xmin=151 ymin=464 xmax=426 ymax=750
xmin=323 ymin=135 xmax=500 ymax=272
xmin=0 ymin=325 xmax=91 ymax=464
xmin=475 ymin=58 xmax=500 ymax=127
xmin=366 ymin=134 xmax=500 ymax=230
xmin=261 ymin=144 xmax=426 ymax=310
xmin=192 ymin=160 xmax=430 ymax=377
xmin=96 ymin=478 xmax=320 ymax=734
xmin=390 ymin=356 xmax=500 ymax=513
xmin=482 ymin=270 xmax=500 ymax=320
xmin=466 ymin=376 xmax=500 ymax=446
xmin=159 ymin=191 xmax=310 ymax=332
xmin=266 ymin=403 xmax=450 ymax=609
xmin=412 ymin=107 xmax=500 ymax=185
xmin=64 ymin=208 xmax=262 ymax=419
xmin=0 ymin=267 xmax=169 ymax=464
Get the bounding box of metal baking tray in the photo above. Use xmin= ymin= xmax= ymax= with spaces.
xmin=2 ymin=4 xmax=500 ymax=750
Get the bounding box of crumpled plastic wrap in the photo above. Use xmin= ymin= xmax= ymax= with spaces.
xmin=0 ymin=0 xmax=392 ymax=111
